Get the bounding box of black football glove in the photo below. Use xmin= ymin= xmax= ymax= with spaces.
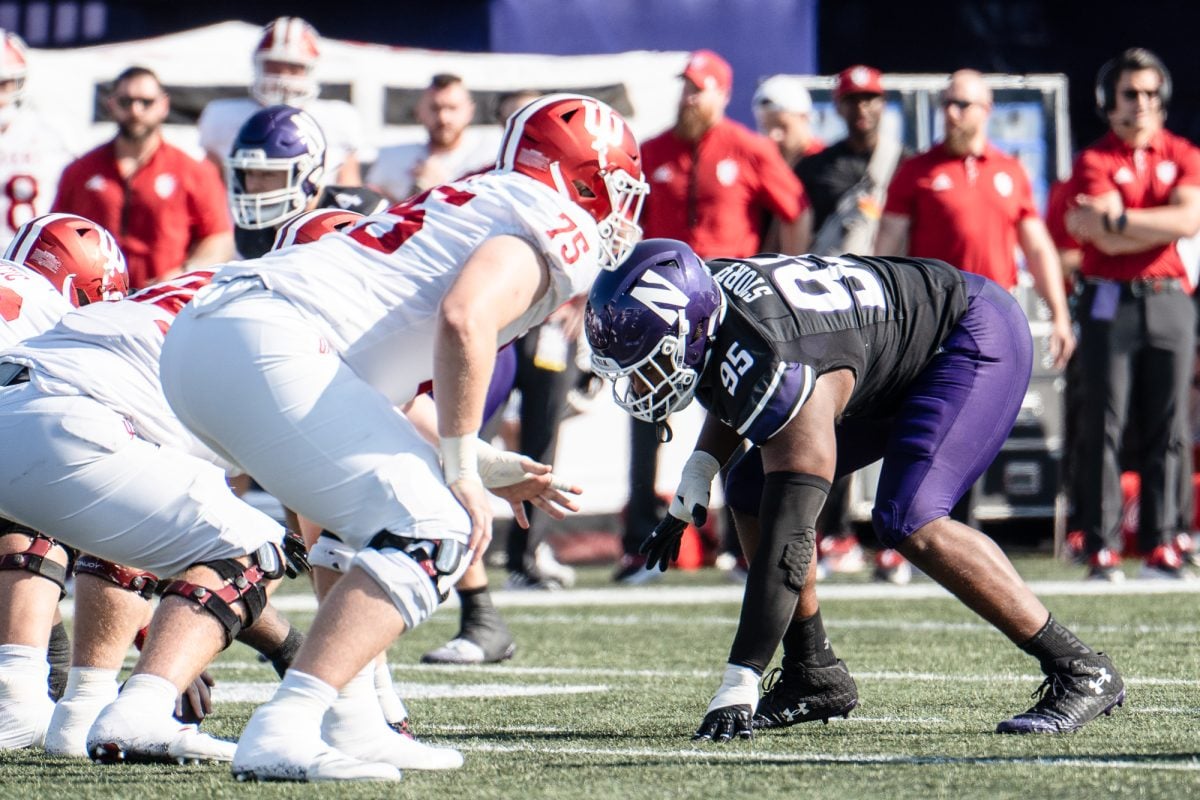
xmin=693 ymin=704 xmax=754 ymax=743
xmin=281 ymin=529 xmax=311 ymax=578
xmin=174 ymin=670 xmax=215 ymax=724
xmin=639 ymin=514 xmax=688 ymax=572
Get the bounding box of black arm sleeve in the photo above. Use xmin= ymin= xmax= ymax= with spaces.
xmin=728 ymin=471 xmax=830 ymax=673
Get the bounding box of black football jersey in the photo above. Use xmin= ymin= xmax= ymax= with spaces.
xmin=315 ymin=185 xmax=389 ymax=215
xmin=695 ymin=253 xmax=969 ymax=444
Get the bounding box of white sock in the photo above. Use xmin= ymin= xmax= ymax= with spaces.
xmin=61 ymin=667 xmax=119 ymax=702
xmin=115 ymin=673 xmax=178 ymax=718
xmin=373 ymin=661 xmax=408 ymax=725
xmin=0 ymin=644 xmax=49 ymax=692
xmin=271 ymin=669 xmax=338 ymax=725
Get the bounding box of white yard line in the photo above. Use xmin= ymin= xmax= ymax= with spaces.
xmin=62 ymin=576 xmax=1200 ymax=619
xmin=454 ymin=742 xmax=1200 ymax=771
xmin=205 ymin=660 xmax=1200 ymax=688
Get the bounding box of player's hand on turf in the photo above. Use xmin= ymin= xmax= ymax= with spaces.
xmin=175 ymin=670 xmax=215 ymax=724
xmin=693 ymin=704 xmax=754 ymax=742
xmin=449 ymin=478 xmax=493 ymax=565
xmin=639 ymin=514 xmax=688 ymax=572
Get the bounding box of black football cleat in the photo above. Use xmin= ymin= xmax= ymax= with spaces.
xmin=752 ymin=658 xmax=859 ymax=729
xmin=995 ymin=652 xmax=1125 ymax=734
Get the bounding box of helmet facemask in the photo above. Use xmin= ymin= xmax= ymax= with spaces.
xmin=594 ymin=168 xmax=647 ymax=268
xmin=228 ymin=156 xmax=313 ymax=230
xmin=593 ymin=327 xmax=701 ymax=423
xmin=251 ymin=58 xmax=318 ymax=107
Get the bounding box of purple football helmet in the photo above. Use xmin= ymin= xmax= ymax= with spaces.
xmin=585 ymin=238 xmax=725 ymax=423
xmin=227 ymin=104 xmax=326 ymax=254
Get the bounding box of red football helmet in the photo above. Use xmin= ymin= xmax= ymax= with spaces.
xmin=496 ymin=93 xmax=648 ymax=268
xmin=271 ymin=208 xmax=364 ymax=250
xmin=0 ymin=30 xmax=28 ymax=118
xmin=251 ymin=17 xmax=320 ymax=106
xmin=5 ymin=213 xmax=128 ymax=306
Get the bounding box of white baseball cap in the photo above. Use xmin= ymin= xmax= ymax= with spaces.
xmin=752 ymin=75 xmax=813 ymax=114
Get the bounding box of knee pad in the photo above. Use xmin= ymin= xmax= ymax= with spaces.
xmin=159 ymin=540 xmax=285 ymax=647
xmin=309 ymin=532 xmax=356 ymax=573
xmin=352 ymin=533 xmax=469 ymax=630
xmin=74 ymin=555 xmax=159 ymax=600
xmin=0 ymin=529 xmax=70 ymax=599
xmin=724 ymin=448 xmax=765 ymax=516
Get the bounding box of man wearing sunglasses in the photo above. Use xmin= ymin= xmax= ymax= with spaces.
xmin=51 ymin=66 xmax=233 ymax=289
xmin=875 ymin=70 xmax=1074 ymax=376
xmin=1063 ymin=48 xmax=1200 ymax=581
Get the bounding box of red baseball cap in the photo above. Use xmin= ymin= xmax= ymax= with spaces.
xmin=834 ymin=65 xmax=884 ymax=100
xmin=681 ymin=49 xmax=733 ymax=93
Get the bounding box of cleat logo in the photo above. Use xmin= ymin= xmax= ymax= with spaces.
xmin=782 ymin=703 xmax=809 ymax=722
xmin=1088 ymin=668 xmax=1112 ymax=695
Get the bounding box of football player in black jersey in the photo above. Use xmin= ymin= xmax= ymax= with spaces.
xmin=226 ymin=104 xmax=387 ymax=259
xmin=586 ymin=238 xmax=1125 ymax=740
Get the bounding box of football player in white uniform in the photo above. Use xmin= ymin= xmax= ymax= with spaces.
xmin=0 ymin=214 xmax=128 ymax=751
xmin=0 ymin=31 xmax=73 ymax=251
xmin=0 ymin=210 xmax=469 ymax=769
xmin=197 ymin=17 xmax=364 ymax=187
xmin=159 ymin=93 xmax=647 ymax=781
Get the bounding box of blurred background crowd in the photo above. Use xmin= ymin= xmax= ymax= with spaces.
xmin=4 ymin=0 xmax=1200 ymax=590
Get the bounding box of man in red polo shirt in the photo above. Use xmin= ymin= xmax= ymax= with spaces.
xmin=52 ymin=66 xmax=232 ymax=289
xmin=639 ymin=49 xmax=809 ymax=259
xmin=615 ymin=49 xmax=810 ymax=582
xmin=1064 ymin=48 xmax=1200 ymax=581
xmin=876 ymin=69 xmax=1074 ymax=369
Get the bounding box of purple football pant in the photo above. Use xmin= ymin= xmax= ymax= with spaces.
xmin=726 ymin=273 xmax=1033 ymax=547
xmin=484 ymin=343 xmax=518 ymax=427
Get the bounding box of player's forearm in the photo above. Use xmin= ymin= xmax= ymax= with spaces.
xmin=184 ymin=232 xmax=235 ymax=268
xmin=432 ymin=312 xmax=495 ymax=439
xmin=727 ymin=472 xmax=830 ymax=672
xmin=693 ymin=412 xmax=743 ymax=468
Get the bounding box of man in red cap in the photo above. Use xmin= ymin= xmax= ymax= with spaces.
xmin=614 ymin=49 xmax=810 ymax=584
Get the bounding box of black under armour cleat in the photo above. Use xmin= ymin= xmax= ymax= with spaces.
xmin=752 ymin=658 xmax=859 ymax=729
xmin=995 ymin=652 xmax=1125 ymax=734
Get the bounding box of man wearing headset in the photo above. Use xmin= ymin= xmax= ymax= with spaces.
xmin=1065 ymin=48 xmax=1200 ymax=581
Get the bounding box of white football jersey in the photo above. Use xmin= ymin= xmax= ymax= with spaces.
xmin=366 ymin=131 xmax=499 ymax=202
xmin=0 ymin=110 xmax=73 ymax=250
xmin=197 ymin=170 xmax=601 ymax=405
xmin=0 ymin=259 xmax=73 ymax=347
xmin=198 ymin=96 xmax=363 ymax=180
xmin=1 ymin=270 xmax=231 ymax=462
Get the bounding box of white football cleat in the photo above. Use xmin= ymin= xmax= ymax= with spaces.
xmin=233 ymin=701 xmax=399 ymax=782
xmin=44 ymin=680 xmax=118 ymax=757
xmin=322 ymin=668 xmax=463 ymax=770
xmin=0 ymin=687 xmax=53 ymax=750
xmin=87 ymin=700 xmax=234 ymax=764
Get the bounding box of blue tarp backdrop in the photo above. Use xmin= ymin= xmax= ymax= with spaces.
xmin=488 ymin=0 xmax=818 ymax=127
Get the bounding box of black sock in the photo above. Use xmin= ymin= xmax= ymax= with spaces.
xmin=262 ymin=627 xmax=305 ymax=678
xmin=1019 ymin=614 xmax=1093 ymax=669
xmin=781 ymin=610 xmax=837 ymax=668
xmin=457 ymin=585 xmax=495 ymax=616
xmin=47 ymin=621 xmax=71 ymax=700
xmin=457 ymin=586 xmax=509 ymax=639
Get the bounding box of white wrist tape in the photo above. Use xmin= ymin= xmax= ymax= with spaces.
xmin=440 ymin=434 xmax=481 ymax=485
xmin=706 ymin=663 xmax=761 ymax=713
xmin=669 ymin=450 xmax=721 ymax=524
xmin=476 ymin=439 xmax=527 ymax=489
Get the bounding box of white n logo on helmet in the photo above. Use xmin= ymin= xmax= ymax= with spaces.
xmin=581 ymin=99 xmax=623 ymax=169
xmin=630 ymin=269 xmax=689 ymax=325
xmin=290 ymin=109 xmax=326 ymax=157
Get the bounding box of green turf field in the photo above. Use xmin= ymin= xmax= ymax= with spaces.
xmin=3 ymin=555 xmax=1198 ymax=799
